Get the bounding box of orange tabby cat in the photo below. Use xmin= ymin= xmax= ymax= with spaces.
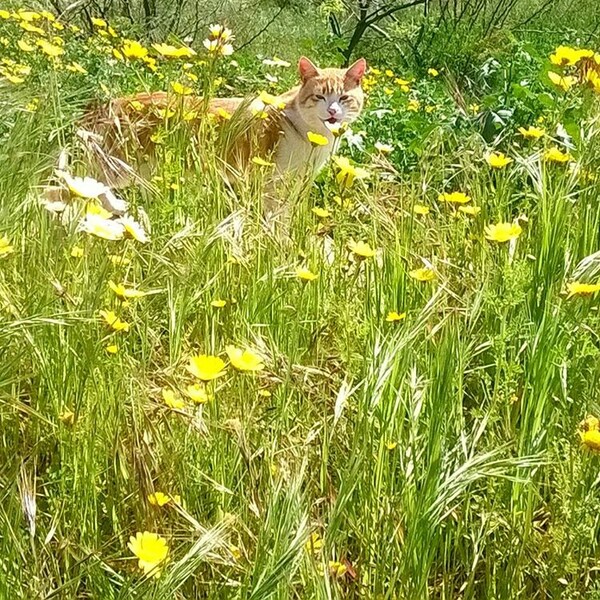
xmin=80 ymin=56 xmax=366 ymax=190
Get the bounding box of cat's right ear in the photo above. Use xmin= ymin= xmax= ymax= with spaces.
xmin=298 ymin=57 xmax=319 ymax=82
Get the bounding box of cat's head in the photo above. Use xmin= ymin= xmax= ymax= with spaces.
xmin=295 ymin=57 xmax=366 ymax=129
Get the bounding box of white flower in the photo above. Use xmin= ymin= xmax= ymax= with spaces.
xmin=374 ymin=141 xmax=394 ymax=154
xmin=117 ymin=215 xmax=149 ymax=243
xmin=56 ymin=170 xmax=106 ymax=199
xmin=262 ymin=57 xmax=291 ymax=68
xmin=101 ymin=189 xmax=128 ymax=215
xmin=343 ymin=128 xmax=365 ymax=151
xmin=78 ymin=214 xmax=125 ymax=240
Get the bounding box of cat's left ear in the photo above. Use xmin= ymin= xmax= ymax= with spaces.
xmin=345 ymin=58 xmax=367 ymax=86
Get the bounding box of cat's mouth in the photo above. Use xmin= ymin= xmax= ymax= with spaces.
xmin=325 ymin=117 xmax=340 ymax=124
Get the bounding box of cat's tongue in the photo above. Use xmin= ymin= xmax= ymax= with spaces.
xmin=326 ymin=117 xmax=338 ymax=124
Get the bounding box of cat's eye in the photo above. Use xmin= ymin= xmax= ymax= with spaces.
xmin=315 ymin=94 xmax=326 ymax=101
xmin=340 ymin=94 xmax=349 ymax=101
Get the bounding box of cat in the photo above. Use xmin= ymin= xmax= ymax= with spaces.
xmin=74 ymin=56 xmax=366 ymax=221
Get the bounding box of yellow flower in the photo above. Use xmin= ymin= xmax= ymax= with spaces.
xmin=148 ymin=492 xmax=179 ymax=506
xmin=162 ymin=388 xmax=185 ymax=409
xmin=187 ymin=354 xmax=226 ymax=381
xmin=0 ymin=10 xmax=10 ymax=18
xmin=226 ymin=345 xmax=265 ymax=372
xmin=566 ymin=281 xmax=600 ymax=297
xmin=544 ymin=147 xmax=571 ymax=163
xmin=122 ymin=39 xmax=148 ymax=60
xmin=580 ymin=415 xmax=600 ymax=432
xmin=438 ymin=191 xmax=471 ymax=204
xmin=258 ymin=91 xmax=284 ymax=108
xmin=349 ymin=240 xmax=376 ymax=259
xmin=307 ymin=131 xmax=328 ymax=147
xmin=79 ymin=214 xmax=125 ymax=241
xmin=484 ymin=222 xmax=522 ymax=243
xmin=518 ymin=125 xmax=545 ymax=139
xmin=117 ymin=216 xmax=149 ymax=243
xmin=486 ymin=152 xmax=512 ymax=168
xmin=152 ymin=43 xmax=195 ymax=58
xmin=427 ymin=67 xmax=439 ymax=77
xmin=113 ymin=48 xmax=124 ymax=61
xmin=211 ymin=299 xmax=227 ymax=308
xmin=127 ymin=531 xmax=169 ymax=578
xmin=550 ymin=45 xmax=592 ymax=66
xmin=186 ymin=384 xmax=213 ymax=404
xmin=333 ymin=156 xmax=369 ymax=188
xmin=413 ymin=204 xmax=430 ymax=215
xmin=36 ymin=39 xmax=64 ymax=58
xmin=409 ymin=267 xmax=436 ymax=282
xmin=385 ymin=441 xmax=398 ymax=450
xmin=458 ymin=205 xmax=481 ymax=216
xmin=386 ymin=311 xmax=406 ymax=322
xmin=580 ymin=429 xmax=600 ymax=452
xmin=59 ymin=409 xmax=75 ymax=425
xmin=0 ymin=236 xmax=14 ymax=257
xmin=17 ymin=39 xmax=35 ymax=52
xmin=312 ymin=207 xmax=331 ymax=218
xmin=91 ymin=17 xmax=107 ymax=28
xmin=70 ymin=246 xmax=84 ymax=258
xmin=407 ymin=99 xmax=420 ymax=112
xmin=329 ymin=561 xmax=348 ymax=578
xmin=109 ymin=254 xmax=131 ymax=266
xmin=374 ymin=141 xmax=394 ymax=154
xmin=108 ymin=281 xmax=146 ymax=300
xmin=99 ymin=309 xmax=130 ymax=332
xmin=548 ymin=71 xmax=576 ymax=92
xmin=251 ymin=156 xmax=274 ymax=167
xmin=305 ymin=532 xmax=323 ymax=554
xmin=106 ymin=344 xmax=118 ymax=354
xmin=20 ymin=22 xmax=45 ymax=35
xmin=170 ymin=81 xmax=193 ymax=95
xmin=468 ymin=103 xmax=480 ymax=114
xmin=296 ymin=267 xmax=318 ymax=281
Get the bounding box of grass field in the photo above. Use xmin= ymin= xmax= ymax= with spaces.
xmin=3 ymin=7 xmax=600 ymax=599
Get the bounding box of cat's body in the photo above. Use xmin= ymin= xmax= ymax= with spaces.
xmin=80 ymin=57 xmax=365 ymax=184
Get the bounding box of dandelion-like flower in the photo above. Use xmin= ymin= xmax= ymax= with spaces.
xmin=413 ymin=204 xmax=430 ymax=215
xmin=127 ymin=531 xmax=169 ymax=577
xmin=374 ymin=141 xmax=393 ymax=154
xmin=121 ymin=39 xmax=148 ymax=60
xmin=386 ymin=311 xmax=406 ymax=322
xmin=458 ymin=205 xmax=481 ymax=216
xmin=99 ymin=310 xmax=130 ymax=332
xmin=108 ymin=281 xmax=147 ymax=300
xmin=187 ymin=355 xmax=226 ymax=381
xmin=544 ymin=147 xmax=571 ymax=164
xmin=438 ymin=191 xmax=471 ymax=204
xmin=170 ymin=81 xmax=193 ymax=95
xmin=79 ymin=215 xmax=125 ymax=241
xmin=117 ymin=216 xmax=149 ymax=243
xmin=566 ymin=281 xmax=600 ymax=297
xmin=186 ymin=384 xmax=212 ymax=404
xmin=486 ymin=152 xmax=513 ymax=168
xmin=550 ymin=45 xmax=592 ymax=66
xmin=349 ymin=240 xmax=376 ymax=259
xmin=296 ymin=267 xmax=318 ymax=281
xmin=162 ymin=388 xmax=185 ymax=409
xmin=518 ymin=125 xmax=545 ymax=139
xmin=409 ymin=267 xmax=436 ymax=282
xmin=148 ymin=492 xmax=179 ymax=506
xmin=226 ymin=345 xmax=265 ymax=372
xmin=152 ymin=43 xmax=195 ymax=59
xmin=333 ymin=156 xmax=369 ymax=189
xmin=548 ymin=71 xmax=577 ymax=92
xmin=307 ymin=131 xmax=328 ymax=147
xmin=484 ymin=222 xmax=522 ymax=243
xmin=312 ymin=207 xmax=331 ymax=218
xmin=0 ymin=236 xmax=14 ymax=257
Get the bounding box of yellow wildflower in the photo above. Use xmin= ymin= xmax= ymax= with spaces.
xmin=152 ymin=43 xmax=195 ymax=58
xmin=108 ymin=281 xmax=146 ymax=300
xmin=118 ymin=216 xmax=149 ymax=243
xmin=70 ymin=246 xmax=84 ymax=258
xmin=486 ymin=152 xmax=512 ymax=168
xmin=226 ymin=345 xmax=265 ymax=372
xmin=251 ymin=157 xmax=274 ymax=167
xmin=386 ymin=311 xmax=406 ymax=322
xmin=211 ymin=299 xmax=227 ymax=308
xmin=66 ymin=61 xmax=87 ymax=74
xmin=566 ymin=281 xmax=600 ymax=297
xmin=170 ymin=81 xmax=193 ymax=95
xmin=91 ymin=17 xmax=107 ymax=28
xmin=162 ymin=388 xmax=185 ymax=409
xmin=307 ymin=131 xmax=329 ymax=147
xmin=329 ymin=561 xmax=348 ymax=578
xmin=409 ymin=267 xmax=436 ymax=282
xmin=407 ymin=99 xmax=420 ymax=112
xmin=550 ymin=45 xmax=592 ymax=66
xmin=438 ymin=191 xmax=471 ymax=204
xmin=20 ymin=22 xmax=45 ymax=35
xmin=580 ymin=429 xmax=600 ymax=452
xmin=312 ymin=207 xmax=331 ymax=218
xmin=484 ymin=222 xmax=522 ymax=243
xmin=127 ymin=531 xmax=169 ymax=578
xmin=548 ymin=71 xmax=577 ymax=92
xmin=17 ymin=39 xmax=35 ymax=52
xmin=79 ymin=214 xmax=125 ymax=241
xmin=386 ymin=441 xmax=398 ymax=450
xmin=122 ymin=39 xmax=148 ymax=60
xmin=99 ymin=310 xmax=130 ymax=332
xmin=333 ymin=156 xmax=369 ymax=188
xmin=186 ymin=384 xmax=212 ymax=404
xmin=458 ymin=205 xmax=481 ymax=216
xmin=36 ymin=39 xmax=64 ymax=58
xmin=59 ymin=409 xmax=75 ymax=425
xmin=349 ymin=240 xmax=376 ymax=259
xmin=427 ymin=67 xmax=439 ymax=77
xmin=544 ymin=147 xmax=571 ymax=163
xmin=413 ymin=204 xmax=430 ymax=215
xmin=305 ymin=532 xmax=323 ymax=554
xmin=0 ymin=236 xmax=14 ymax=257
xmin=296 ymin=267 xmax=318 ymax=281
xmin=148 ymin=492 xmax=179 ymax=506
xmin=518 ymin=125 xmax=545 ymax=139
xmin=187 ymin=355 xmax=226 ymax=381
xmin=106 ymin=344 xmax=118 ymax=354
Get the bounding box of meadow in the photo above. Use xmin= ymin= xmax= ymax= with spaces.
xmin=2 ymin=3 xmax=600 ymax=599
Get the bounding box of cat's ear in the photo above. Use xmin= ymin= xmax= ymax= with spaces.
xmin=345 ymin=58 xmax=367 ymax=86
xmin=298 ymin=57 xmax=319 ymax=82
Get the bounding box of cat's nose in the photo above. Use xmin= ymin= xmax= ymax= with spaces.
xmin=327 ymin=107 xmax=337 ymax=115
